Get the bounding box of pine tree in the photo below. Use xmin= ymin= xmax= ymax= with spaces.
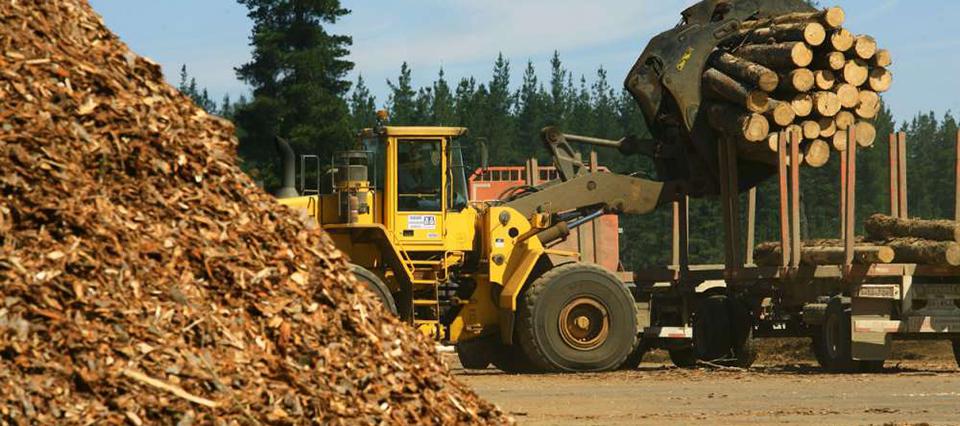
xmin=349 ymin=74 xmax=377 ymax=131
xmin=484 ymin=53 xmax=517 ymax=162
xmin=234 ymin=0 xmax=354 ymax=171
xmin=547 ymin=51 xmax=566 ymax=126
xmin=431 ymin=68 xmax=455 ymax=125
xmin=387 ymin=62 xmax=416 ymax=124
xmin=515 ymin=60 xmax=546 ymax=159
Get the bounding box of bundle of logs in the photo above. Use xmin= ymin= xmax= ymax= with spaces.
xmin=754 ymin=215 xmax=960 ymax=267
xmin=705 ymin=6 xmax=892 ymax=169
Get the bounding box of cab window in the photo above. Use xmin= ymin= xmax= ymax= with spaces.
xmin=397 ymin=139 xmax=442 ymax=211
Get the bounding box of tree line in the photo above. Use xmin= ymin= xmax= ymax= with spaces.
xmin=186 ymin=0 xmax=960 ymax=268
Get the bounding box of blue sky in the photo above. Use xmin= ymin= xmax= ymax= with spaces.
xmin=89 ymin=0 xmax=957 ymax=123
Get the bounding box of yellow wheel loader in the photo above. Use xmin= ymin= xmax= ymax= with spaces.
xmin=276 ymin=123 xmax=679 ymax=372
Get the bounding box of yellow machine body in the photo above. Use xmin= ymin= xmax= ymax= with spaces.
xmin=278 ymin=126 xmax=561 ymax=344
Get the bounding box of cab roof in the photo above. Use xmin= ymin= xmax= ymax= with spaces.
xmin=361 ymin=126 xmax=468 ymax=138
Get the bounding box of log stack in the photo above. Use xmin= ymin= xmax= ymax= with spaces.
xmin=754 ymin=215 xmax=960 ymax=267
xmin=865 ymin=214 xmax=960 ymax=266
xmin=704 ymin=6 xmax=892 ymax=169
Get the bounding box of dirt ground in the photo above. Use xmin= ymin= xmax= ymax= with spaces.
xmin=451 ymin=339 xmax=960 ymax=425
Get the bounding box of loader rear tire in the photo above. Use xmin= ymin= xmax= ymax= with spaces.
xmin=350 ymin=264 xmax=398 ymax=316
xmin=516 ymin=263 xmax=638 ymax=372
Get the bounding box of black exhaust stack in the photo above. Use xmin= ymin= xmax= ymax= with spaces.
xmin=274 ymin=136 xmax=300 ymax=198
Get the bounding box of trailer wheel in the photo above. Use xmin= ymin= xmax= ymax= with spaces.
xmin=669 ymin=346 xmax=698 ymax=368
xmin=693 ymin=294 xmax=733 ymax=362
xmin=728 ymin=297 xmax=758 ymax=368
xmin=516 ymin=263 xmax=638 ymax=372
xmin=351 ymin=264 xmax=397 ymax=315
xmin=812 ymin=297 xmax=857 ymax=372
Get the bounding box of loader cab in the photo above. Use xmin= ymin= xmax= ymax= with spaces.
xmin=336 ymin=126 xmax=475 ymax=252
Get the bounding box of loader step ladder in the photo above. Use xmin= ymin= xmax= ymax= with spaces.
xmin=395 ymin=247 xmax=444 ymax=338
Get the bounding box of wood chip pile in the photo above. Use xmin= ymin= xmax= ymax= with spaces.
xmin=0 ymin=1 xmax=504 ymax=424
xmin=754 ymin=215 xmax=960 ymax=267
xmin=705 ymin=6 xmax=892 ymax=169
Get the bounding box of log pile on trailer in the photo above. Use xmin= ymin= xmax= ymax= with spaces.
xmin=865 ymin=214 xmax=960 ymax=266
xmin=704 ymin=6 xmax=892 ymax=169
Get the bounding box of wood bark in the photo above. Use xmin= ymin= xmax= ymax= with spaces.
xmin=855 ymin=90 xmax=880 ymax=119
xmin=779 ymin=68 xmax=815 ymax=93
xmin=829 ymin=28 xmax=855 ymax=52
xmin=734 ymin=42 xmax=813 ymax=69
xmin=766 ymin=99 xmax=797 ymax=126
xmin=754 ymin=241 xmax=894 ymax=266
xmin=853 ymin=35 xmax=878 ymax=60
xmin=814 ymin=69 xmax=836 ymax=90
xmin=710 ymin=52 xmax=780 ymax=92
xmin=804 ymin=139 xmax=831 ymax=168
xmin=884 ymin=239 xmax=960 ymax=266
xmin=868 ymin=68 xmax=892 ymax=92
xmin=842 ymin=59 xmax=869 ymax=86
xmin=738 ymin=22 xmax=826 ymax=46
xmin=835 ymin=83 xmax=859 ymax=109
xmin=854 ymin=121 xmax=877 ymax=148
xmin=813 ymin=91 xmax=841 ymax=117
xmin=865 ymin=214 xmax=960 ymax=242
xmin=741 ymin=7 xmax=845 ymax=30
xmin=790 ymin=93 xmax=813 ymax=117
xmin=706 ymin=103 xmax=770 ymax=143
xmin=703 ymin=68 xmax=770 ymax=113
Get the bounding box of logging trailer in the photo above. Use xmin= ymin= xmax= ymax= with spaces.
xmin=634 ymin=129 xmax=960 ymax=372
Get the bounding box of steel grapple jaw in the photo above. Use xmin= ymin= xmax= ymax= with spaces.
xmin=622 ymin=0 xmax=814 ymax=195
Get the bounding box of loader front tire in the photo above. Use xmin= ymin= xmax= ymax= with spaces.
xmin=351 ymin=264 xmax=398 ymax=316
xmin=516 ymin=263 xmax=638 ymax=372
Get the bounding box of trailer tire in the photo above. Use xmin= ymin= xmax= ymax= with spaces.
xmin=728 ymin=297 xmax=758 ymax=368
xmin=693 ymin=294 xmax=733 ymax=362
xmin=516 ymin=263 xmax=638 ymax=372
xmin=812 ymin=297 xmax=857 ymax=372
xmin=350 ymin=264 xmax=397 ymax=316
xmin=669 ymin=347 xmax=698 ymax=368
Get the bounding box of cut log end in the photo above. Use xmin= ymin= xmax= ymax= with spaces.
xmin=823 ymin=7 xmax=846 ymax=29
xmin=869 ymin=68 xmax=893 ymax=93
xmin=830 ymin=29 xmax=855 ymax=52
xmin=854 ymin=35 xmax=878 ymax=60
xmin=835 ymin=84 xmax=860 ymax=109
xmin=843 ymin=59 xmax=869 ymax=87
xmin=801 ymin=120 xmax=821 ymax=139
xmin=835 ymin=110 xmax=856 ymax=130
xmin=856 ymin=90 xmax=881 ymax=119
xmin=874 ymin=49 xmax=893 ymax=68
xmin=804 ymin=139 xmax=831 ymax=168
xmin=767 ymin=100 xmax=797 ymax=127
xmin=814 ymin=70 xmax=836 ymax=90
xmin=854 ymin=121 xmax=877 ymax=148
xmin=791 ymin=93 xmax=813 ymax=117
xmin=813 ymin=91 xmax=842 ymax=117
